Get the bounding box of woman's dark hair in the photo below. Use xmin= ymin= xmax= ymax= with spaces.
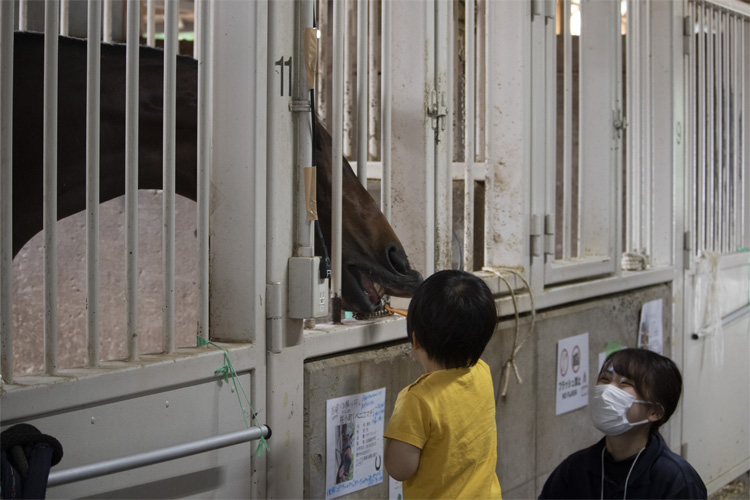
xmin=406 ymin=270 xmax=497 ymax=369
xmin=599 ymin=348 xmax=683 ymax=433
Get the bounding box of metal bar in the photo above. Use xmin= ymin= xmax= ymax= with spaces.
xmin=193 ymin=0 xmax=200 ymax=59
xmin=356 ymin=0 xmax=368 ymax=188
xmin=18 ymin=0 xmax=28 ymax=31
xmin=697 ymin=1 xmax=706 ymax=253
xmin=730 ymin=15 xmax=738 ymax=252
xmin=644 ymin=2 xmax=652 ymax=257
xmin=60 ymin=0 xmax=69 ymax=36
xmin=464 ymin=0 xmax=475 ymax=272
xmin=86 ymin=0 xmax=102 ymax=367
xmin=707 ymin=6 xmax=715 ymax=253
xmin=162 ymin=0 xmax=178 ymax=354
xmin=381 ymin=0 xmax=392 ymax=222
xmin=741 ymin=18 xmax=747 ymax=248
xmin=563 ymin=0 xmax=572 ymax=260
xmin=44 ymin=0 xmax=60 ymax=376
xmin=197 ymin=0 xmax=211 ymax=341
xmin=332 ymin=0 xmax=344 ymax=320
xmin=47 ymin=426 xmax=272 ymax=488
xmin=692 ymin=304 xmax=750 ymax=339
xmin=147 ymin=0 xmax=156 ymax=47
xmin=125 ymin=0 xmax=139 ymax=361
xmin=1 ymin=0 xmax=15 ymax=383
xmin=716 ymin=9 xmax=724 ymax=253
xmin=103 ymin=0 xmax=113 ymax=42
xmin=367 ymin=0 xmax=379 ymax=161
xmin=689 ymin=2 xmax=697 ymax=258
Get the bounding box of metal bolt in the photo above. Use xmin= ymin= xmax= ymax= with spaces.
xmin=91 ymin=417 xmax=96 ymax=424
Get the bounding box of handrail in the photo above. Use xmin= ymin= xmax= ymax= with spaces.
xmin=47 ymin=425 xmax=271 ymax=488
xmin=692 ymin=304 xmax=750 ymax=339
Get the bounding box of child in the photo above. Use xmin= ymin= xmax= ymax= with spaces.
xmin=384 ymin=270 xmax=502 ymax=499
xmin=539 ymin=348 xmax=707 ymax=499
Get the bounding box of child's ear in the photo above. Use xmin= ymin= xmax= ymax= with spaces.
xmin=411 ymin=335 xmax=421 ymax=351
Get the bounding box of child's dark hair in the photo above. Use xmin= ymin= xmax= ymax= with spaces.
xmin=599 ymin=348 xmax=682 ymax=433
xmin=406 ymin=270 xmax=497 ymax=369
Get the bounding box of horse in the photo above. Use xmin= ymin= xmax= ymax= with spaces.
xmin=11 ymin=31 xmax=422 ymax=315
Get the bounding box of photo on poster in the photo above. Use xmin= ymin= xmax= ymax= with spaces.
xmin=638 ymin=299 xmax=664 ymax=354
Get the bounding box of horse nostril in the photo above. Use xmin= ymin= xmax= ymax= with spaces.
xmin=387 ymin=246 xmax=411 ymax=275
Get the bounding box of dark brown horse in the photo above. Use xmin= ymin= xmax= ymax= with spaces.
xmin=11 ymin=31 xmax=422 ymax=315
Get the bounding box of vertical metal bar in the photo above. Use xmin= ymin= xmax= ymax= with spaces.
xmin=742 ymin=18 xmax=747 ymax=248
xmin=125 ymin=0 xmax=139 ymax=361
xmin=18 ymin=0 xmax=28 ymax=31
xmin=44 ymin=0 xmax=60 ymax=376
xmin=343 ymin=0 xmax=355 ymax=161
xmin=643 ymin=1 xmax=652 ymax=256
xmin=162 ymin=0 xmax=178 ymax=354
xmin=356 ymin=0 xmax=368 ymax=188
xmin=86 ymin=0 xmax=102 ymax=367
xmin=722 ymin=11 xmax=729 ymax=253
xmin=627 ymin=0 xmax=639 ymax=253
xmin=197 ymin=0 xmax=210 ymax=341
xmin=708 ymin=4 xmax=715 ymax=252
xmin=147 ymin=0 xmax=156 ymax=47
xmin=563 ymin=0 xmax=572 ymax=259
xmin=464 ymin=0 xmax=475 ymax=272
xmin=1 ymin=0 xmax=15 ymax=383
xmin=697 ymin=2 xmax=706 ymax=253
xmin=476 ymin=0 xmax=486 ymax=163
xmin=60 ymin=0 xmax=69 ymax=36
xmin=381 ymin=0 xmax=392 ymax=221
xmin=716 ymin=9 xmax=724 ymax=253
xmin=730 ymin=14 xmax=737 ymax=252
xmin=367 ymin=0 xmax=379 ymax=161
xmin=332 ymin=0 xmax=344 ymax=320
xmin=103 ymin=0 xmax=113 ymax=42
xmin=193 ymin=0 xmax=200 ymax=60
xmin=689 ymin=2 xmax=697 ymax=257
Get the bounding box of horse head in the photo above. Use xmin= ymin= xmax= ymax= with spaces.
xmin=11 ymin=31 xmax=422 ymax=316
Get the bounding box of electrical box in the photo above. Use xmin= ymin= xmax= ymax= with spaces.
xmin=288 ymin=257 xmax=329 ymax=319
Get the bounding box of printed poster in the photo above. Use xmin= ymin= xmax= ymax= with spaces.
xmin=326 ymin=388 xmax=386 ymax=499
xmin=556 ymin=332 xmax=590 ymax=415
xmin=638 ymin=299 xmax=664 ymax=354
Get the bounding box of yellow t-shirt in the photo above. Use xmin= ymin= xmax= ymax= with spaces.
xmin=384 ymin=359 xmax=502 ymax=499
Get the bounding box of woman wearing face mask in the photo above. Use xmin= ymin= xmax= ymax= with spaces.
xmin=539 ymin=348 xmax=707 ymax=500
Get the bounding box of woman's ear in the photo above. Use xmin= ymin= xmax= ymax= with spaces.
xmin=647 ymin=403 xmax=665 ymax=423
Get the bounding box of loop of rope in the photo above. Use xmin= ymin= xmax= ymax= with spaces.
xmin=482 ymin=267 xmax=536 ymax=400
xmin=197 ymin=337 xmax=270 ymax=456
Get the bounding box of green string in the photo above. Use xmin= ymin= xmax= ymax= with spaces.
xmin=197 ymin=336 xmax=270 ymax=456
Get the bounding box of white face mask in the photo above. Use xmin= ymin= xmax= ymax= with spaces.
xmin=590 ymin=384 xmax=651 ymax=436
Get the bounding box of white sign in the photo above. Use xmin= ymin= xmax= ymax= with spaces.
xmin=389 ymin=476 xmax=403 ymax=500
xmin=326 ymin=388 xmax=386 ymax=499
xmin=556 ymin=333 xmax=590 ymax=415
xmin=638 ymin=299 xmax=664 ymax=354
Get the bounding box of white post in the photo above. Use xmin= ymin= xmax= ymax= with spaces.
xmin=125 ymin=0 xmax=139 ymax=361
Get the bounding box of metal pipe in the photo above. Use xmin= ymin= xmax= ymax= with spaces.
xmin=44 ymin=0 xmax=60 ymax=376
xmin=86 ymin=0 xmax=102 ymax=367
xmin=381 ymin=0 xmax=392 ymax=222
xmin=367 ymin=0 xmax=379 ymax=162
xmin=293 ymin=0 xmax=313 ymax=252
xmin=162 ymin=0 xmax=178 ymax=354
xmin=1 ymin=0 xmax=15 ymax=383
xmin=125 ymin=0 xmax=139 ymax=361
xmin=60 ymin=0 xmax=69 ymax=36
xmin=47 ymin=426 xmax=272 ymax=488
xmin=356 ymin=0 xmax=368 ymax=188
xmin=464 ymin=0 xmax=475 ymax=272
xmin=697 ymin=2 xmax=706 ymax=252
xmin=563 ymin=0 xmax=572 ymax=260
xmin=147 ymin=0 xmax=156 ymax=47
xmin=197 ymin=0 xmax=211 ymax=341
xmin=332 ymin=0 xmax=344 ymax=320
xmin=18 ymin=0 xmax=28 ymax=31
xmin=103 ymin=0 xmax=113 ymax=42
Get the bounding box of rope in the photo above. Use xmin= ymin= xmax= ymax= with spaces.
xmin=481 ymin=267 xmax=536 ymax=399
xmin=197 ymin=337 xmax=270 ymax=457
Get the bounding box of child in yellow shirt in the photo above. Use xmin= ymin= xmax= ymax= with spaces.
xmin=384 ymin=270 xmax=502 ymax=499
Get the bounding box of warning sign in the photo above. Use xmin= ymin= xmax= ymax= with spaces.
xmin=556 ymin=332 xmax=589 ymax=415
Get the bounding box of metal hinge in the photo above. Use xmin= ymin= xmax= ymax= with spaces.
xmin=531 ymin=214 xmax=544 ymax=257
xmin=613 ymin=108 xmax=628 ymax=139
xmin=544 ymin=213 xmax=555 ymax=256
xmin=683 ymin=15 xmax=692 ymax=56
xmin=427 ymin=89 xmax=447 ymax=131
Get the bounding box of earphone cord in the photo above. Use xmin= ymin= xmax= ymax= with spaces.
xmin=601 ymin=445 xmax=646 ymax=500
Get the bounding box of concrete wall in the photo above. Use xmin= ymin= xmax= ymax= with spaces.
xmin=304 ymin=283 xmax=673 ymax=499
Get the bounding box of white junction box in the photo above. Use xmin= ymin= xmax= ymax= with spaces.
xmin=288 ymin=257 xmax=329 ymax=319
